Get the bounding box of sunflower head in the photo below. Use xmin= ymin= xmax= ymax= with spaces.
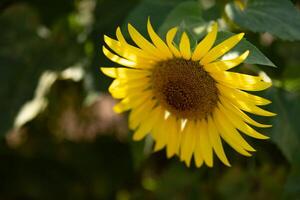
xmin=100 ymin=19 xmax=275 ymax=167
xmin=152 ymin=58 xmax=219 ymax=120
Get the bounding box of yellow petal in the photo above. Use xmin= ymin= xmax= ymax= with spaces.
xmin=220 ymin=96 xmax=272 ymax=128
xmin=196 ymin=120 xmax=213 ymax=167
xmin=108 ymin=78 xmax=150 ymax=99
xmin=204 ymin=50 xmax=249 ymax=73
xmin=101 ymin=67 xmax=118 ymax=78
xmin=200 ymin=33 xmax=245 ymax=65
xmin=109 ymin=78 xmax=149 ymax=90
xmin=100 ymin=67 xmax=151 ymax=79
xmin=180 ymin=120 xmax=197 ymax=167
xmin=153 ymin=109 xmax=169 ymax=151
xmin=128 ymin=23 xmax=163 ymax=59
xmin=104 ymin=35 xmax=136 ymax=61
xmin=116 ymin=27 xmax=128 ymax=44
xmin=216 ymin=106 xmax=256 ymax=152
xmin=217 ymin=83 xmax=271 ymax=106
xmin=213 ymin=109 xmax=252 ymax=156
xmin=150 ymin=107 xmax=165 ymax=145
xmin=129 ymin=99 xmax=156 ymax=130
xmin=166 ymin=27 xmax=181 ymax=58
xmin=103 ymin=46 xmax=137 ymax=68
xmin=133 ymin=106 xmax=162 ymax=141
xmin=113 ymin=90 xmax=152 ymax=113
xmin=147 ymin=18 xmax=173 ymax=59
xmin=116 ymin=26 xmax=127 ymax=44
xmin=115 ymin=27 xmax=156 ymax=59
xmin=191 ymin=22 xmax=218 ymax=61
xmin=194 ymin=149 xmax=204 ymax=168
xmin=179 ymin=32 xmax=191 ymax=60
xmin=104 ymin=35 xmax=155 ymax=65
xmin=207 ymin=116 xmax=231 ymax=167
xmin=218 ymin=103 xmax=269 ymax=139
xmin=212 ymin=71 xmax=272 ymax=91
xmin=166 ymin=115 xmax=181 ymax=158
xmin=220 ymin=95 xmax=276 ymax=116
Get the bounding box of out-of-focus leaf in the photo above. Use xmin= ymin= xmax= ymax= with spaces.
xmin=124 ymin=0 xmax=187 ymax=36
xmin=157 ymin=1 xmax=208 ymax=49
xmin=263 ymin=87 xmax=300 ymax=198
xmin=158 ymin=1 xmax=206 ymax=41
xmin=217 ymin=164 xmax=286 ymax=199
xmin=225 ymin=0 xmax=300 ymax=41
xmin=155 ymin=164 xmax=201 ymax=199
xmin=267 ymin=88 xmax=300 ymax=163
xmin=216 ymin=32 xmax=276 ymax=67
xmin=282 ymin=65 xmax=300 ymax=92
xmin=284 ymin=157 xmax=300 ymax=199
xmin=158 ymin=2 xmax=275 ymax=67
xmin=24 ymin=0 xmax=74 ymax=26
xmin=90 ymin=0 xmax=139 ymax=91
xmin=0 ymin=4 xmax=84 ymax=136
xmin=202 ymin=3 xmax=222 ymax=21
xmin=0 ymin=134 xmax=134 ymax=199
xmin=14 ymin=67 xmax=85 ymax=129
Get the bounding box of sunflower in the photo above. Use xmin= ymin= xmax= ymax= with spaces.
xmin=100 ymin=19 xmax=275 ymax=167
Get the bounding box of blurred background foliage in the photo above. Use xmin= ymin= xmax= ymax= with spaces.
xmin=0 ymin=0 xmax=300 ymax=199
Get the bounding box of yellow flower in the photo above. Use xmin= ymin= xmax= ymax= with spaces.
xmin=100 ymin=19 xmax=275 ymax=167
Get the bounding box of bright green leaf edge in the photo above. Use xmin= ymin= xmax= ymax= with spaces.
xmin=157 ymin=1 xmax=276 ymax=67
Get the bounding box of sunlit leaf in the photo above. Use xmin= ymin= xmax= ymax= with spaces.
xmin=0 ymin=4 xmax=84 ymax=136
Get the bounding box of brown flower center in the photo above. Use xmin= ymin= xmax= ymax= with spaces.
xmin=151 ymin=58 xmax=219 ymax=120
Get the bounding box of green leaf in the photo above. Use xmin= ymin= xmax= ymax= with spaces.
xmin=266 ymin=88 xmax=300 ymax=198
xmin=225 ymin=0 xmax=300 ymax=41
xmin=282 ymin=65 xmax=300 ymax=92
xmin=267 ymin=88 xmax=300 ymax=163
xmin=284 ymin=161 xmax=300 ymax=199
xmin=158 ymin=2 xmax=275 ymax=67
xmin=123 ymin=0 xmax=187 ymax=36
xmin=158 ymin=1 xmax=206 ymax=41
xmin=24 ymin=0 xmax=74 ymax=26
xmin=0 ymin=4 xmax=84 ymax=136
xmin=89 ymin=0 xmax=140 ymax=91
xmin=155 ymin=164 xmax=201 ymax=199
xmin=216 ymin=32 xmax=276 ymax=67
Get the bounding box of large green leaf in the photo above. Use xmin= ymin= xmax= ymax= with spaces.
xmin=266 ymin=88 xmax=300 ymax=198
xmin=225 ymin=0 xmax=300 ymax=41
xmin=158 ymin=1 xmax=275 ymax=67
xmin=0 ymin=4 xmax=84 ymax=136
xmin=158 ymin=1 xmax=206 ymax=41
xmin=267 ymin=88 xmax=300 ymax=163
xmin=216 ymin=32 xmax=276 ymax=67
